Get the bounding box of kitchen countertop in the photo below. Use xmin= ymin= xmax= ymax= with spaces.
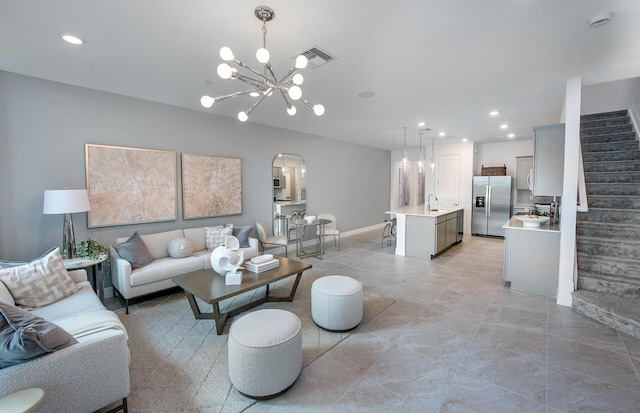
xmin=386 ymin=205 xmax=464 ymax=218
xmin=274 ymin=200 xmax=306 ymax=206
xmin=503 ymin=216 xmax=560 ymax=232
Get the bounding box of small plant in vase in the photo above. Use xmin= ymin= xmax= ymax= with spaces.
xmin=77 ymin=238 xmax=108 ymax=260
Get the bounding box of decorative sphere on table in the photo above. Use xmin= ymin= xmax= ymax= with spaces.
xmin=168 ymin=237 xmax=194 ymax=258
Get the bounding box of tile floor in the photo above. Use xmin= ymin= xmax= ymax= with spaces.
xmin=242 ymin=229 xmax=640 ymax=412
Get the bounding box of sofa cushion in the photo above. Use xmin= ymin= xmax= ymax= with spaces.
xmin=129 ymin=256 xmax=204 ymax=287
xmin=30 ymin=281 xmax=104 ymax=323
xmin=183 ymin=227 xmax=206 ymax=252
xmin=112 ymin=231 xmax=154 ymax=270
xmin=140 ymin=229 xmax=184 ymax=259
xmin=0 ymin=302 xmax=77 ymax=368
xmin=233 ymin=226 xmax=253 ymax=248
xmin=0 ymin=247 xmax=78 ymax=309
xmin=205 ymin=225 xmax=233 ymax=250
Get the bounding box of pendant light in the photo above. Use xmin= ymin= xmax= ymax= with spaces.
xmin=418 ymin=132 xmax=424 ymax=173
xmin=402 ymin=126 xmax=408 ymax=170
xmin=430 ymin=138 xmax=436 ymax=173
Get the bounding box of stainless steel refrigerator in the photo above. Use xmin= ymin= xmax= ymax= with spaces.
xmin=472 ymin=176 xmax=512 ymax=237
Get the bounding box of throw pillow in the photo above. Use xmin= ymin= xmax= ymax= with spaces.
xmin=112 ymin=231 xmax=154 ymax=270
xmin=205 ymin=225 xmax=233 ymax=250
xmin=233 ymin=226 xmax=253 ymax=248
xmin=0 ymin=247 xmax=55 ymax=270
xmin=0 ymin=302 xmax=78 ymax=368
xmin=0 ymin=247 xmax=79 ymax=309
xmin=168 ymin=237 xmax=194 ymax=259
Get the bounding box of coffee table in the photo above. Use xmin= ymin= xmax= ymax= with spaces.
xmin=172 ymin=257 xmax=312 ymax=335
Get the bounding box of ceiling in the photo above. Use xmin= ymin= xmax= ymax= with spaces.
xmin=1 ymin=1 xmax=639 ymax=150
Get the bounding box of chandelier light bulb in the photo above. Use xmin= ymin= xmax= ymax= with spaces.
xmin=295 ymin=55 xmax=308 ymax=69
xmin=288 ymin=85 xmax=302 ymax=101
xmin=256 ymin=48 xmax=270 ymax=64
xmin=313 ymin=104 xmax=325 ymax=116
xmin=217 ymin=63 xmax=233 ymax=79
xmin=292 ymin=73 xmax=304 ymax=85
xmin=219 ymin=47 xmax=234 ymax=61
xmin=287 ymin=105 xmax=297 ymax=116
xmin=238 ymin=111 xmax=249 ymax=122
xmin=250 ymin=91 xmax=260 ymax=97
xmin=200 ymin=95 xmax=215 ymax=108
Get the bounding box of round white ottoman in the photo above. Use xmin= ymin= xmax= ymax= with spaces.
xmin=228 ymin=309 xmax=302 ymax=399
xmin=311 ymin=275 xmax=363 ymax=331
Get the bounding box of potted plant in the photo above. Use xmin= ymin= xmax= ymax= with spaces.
xmin=77 ymin=238 xmax=108 ymax=260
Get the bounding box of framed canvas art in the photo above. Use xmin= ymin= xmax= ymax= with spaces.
xmin=85 ymin=144 xmax=177 ymax=227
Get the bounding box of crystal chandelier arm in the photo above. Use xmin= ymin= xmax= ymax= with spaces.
xmin=278 ymin=65 xmax=300 ymax=84
xmin=231 ymin=58 xmax=273 ymax=83
xmin=234 ymin=72 xmax=279 ymax=91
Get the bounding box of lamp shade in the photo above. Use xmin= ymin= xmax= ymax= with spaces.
xmin=43 ymin=189 xmax=91 ymax=214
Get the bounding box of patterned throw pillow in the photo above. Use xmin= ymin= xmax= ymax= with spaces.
xmin=205 ymin=225 xmax=233 ymax=250
xmin=0 ymin=247 xmax=79 ymax=309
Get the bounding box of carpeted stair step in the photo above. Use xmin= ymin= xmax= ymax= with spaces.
xmin=581 ymin=115 xmax=630 ymax=129
xmin=571 ymin=290 xmax=640 ymax=340
xmin=577 ymin=271 xmax=640 ymax=298
xmin=584 ymin=171 xmax=640 ymax=183
xmin=577 ymin=252 xmax=640 ymax=279
xmin=580 ymin=124 xmax=633 ymax=137
xmin=580 ymin=109 xmax=630 ymax=121
xmin=581 ymin=131 xmax=637 ymax=145
xmin=576 ymin=236 xmax=640 ymax=260
xmin=586 ymin=195 xmax=640 ymax=209
xmin=581 ymin=140 xmax=639 ymax=153
xmin=577 ymin=221 xmax=640 ymax=240
xmin=583 ymin=150 xmax=640 ymax=162
xmin=583 ymin=159 xmax=640 ymax=173
xmin=577 ymin=208 xmax=640 ymax=224
xmin=585 ymin=182 xmax=640 ymax=195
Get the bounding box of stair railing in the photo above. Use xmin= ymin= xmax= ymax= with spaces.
xmin=630 ymin=101 xmax=640 ymax=140
xmin=576 ymin=137 xmax=588 ymax=212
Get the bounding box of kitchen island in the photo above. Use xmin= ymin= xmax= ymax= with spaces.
xmin=502 ymin=216 xmax=560 ymax=297
xmin=387 ymin=206 xmax=464 ymax=259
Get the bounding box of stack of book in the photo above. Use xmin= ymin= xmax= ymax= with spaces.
xmin=244 ymin=258 xmax=280 ymax=273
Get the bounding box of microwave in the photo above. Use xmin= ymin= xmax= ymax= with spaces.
xmin=273 ymin=177 xmax=283 ymax=188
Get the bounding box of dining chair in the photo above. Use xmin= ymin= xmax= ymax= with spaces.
xmin=317 ymin=212 xmax=340 ymax=251
xmin=256 ymin=221 xmax=288 ymax=257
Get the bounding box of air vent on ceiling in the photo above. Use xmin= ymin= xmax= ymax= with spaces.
xmin=293 ymin=46 xmax=336 ymax=69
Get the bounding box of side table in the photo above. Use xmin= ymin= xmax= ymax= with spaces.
xmin=63 ymin=254 xmax=108 ymax=301
xmin=0 ymin=388 xmax=45 ymax=413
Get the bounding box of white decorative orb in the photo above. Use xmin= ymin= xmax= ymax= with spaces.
xmin=168 ymin=237 xmax=194 ymax=259
xmin=256 ymin=48 xmax=270 ymax=64
xmin=288 ymin=85 xmax=302 ymax=101
xmin=295 ymin=55 xmax=308 ymax=69
xmin=200 ymin=95 xmax=215 ymax=108
xmin=217 ymin=63 xmax=232 ymax=79
xmin=238 ymin=111 xmax=248 ymax=122
xmin=219 ymin=46 xmax=234 ymax=61
xmin=292 ymin=73 xmax=304 ymax=85
xmin=313 ymin=104 xmax=325 ymax=116
xmin=287 ymin=105 xmax=297 ymax=116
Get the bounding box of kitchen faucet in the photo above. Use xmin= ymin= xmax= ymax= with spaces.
xmin=427 ymin=193 xmax=438 ymax=211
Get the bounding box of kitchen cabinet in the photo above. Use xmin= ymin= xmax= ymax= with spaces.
xmin=516 ymin=156 xmax=533 ymax=190
xmin=532 ymin=124 xmax=565 ymax=196
xmin=435 ymin=211 xmax=458 ymax=255
xmin=399 ymin=207 xmax=464 ymax=259
xmin=503 ymin=217 xmax=560 ymax=297
xmin=273 ymin=167 xmax=281 ymax=178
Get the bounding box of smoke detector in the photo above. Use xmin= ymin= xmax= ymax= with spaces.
xmin=588 ymin=12 xmax=612 ymax=28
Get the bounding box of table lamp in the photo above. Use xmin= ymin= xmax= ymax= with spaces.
xmin=43 ymin=189 xmax=91 ymax=259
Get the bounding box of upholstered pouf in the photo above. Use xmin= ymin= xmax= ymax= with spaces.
xmin=311 ymin=275 xmax=363 ymax=331
xmin=228 ymin=309 xmax=302 ymax=399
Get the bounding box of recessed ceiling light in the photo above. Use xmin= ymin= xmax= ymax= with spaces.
xmin=508 ymin=133 xmax=515 ymax=138
xmin=418 ymin=122 xmax=426 ymax=127
xmin=489 ymin=111 xmax=499 ymax=116
xmin=358 ymin=129 xmax=368 ymax=133
xmin=357 ymin=91 xmax=376 ymax=98
xmin=500 ymin=124 xmax=509 ymax=129
xmin=61 ymin=34 xmax=85 ymax=45
xmin=439 ymin=132 xmax=445 ymax=136
xmin=462 ymin=138 xmax=468 ymax=142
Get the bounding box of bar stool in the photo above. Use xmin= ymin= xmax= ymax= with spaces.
xmin=381 ymin=218 xmax=396 ymax=248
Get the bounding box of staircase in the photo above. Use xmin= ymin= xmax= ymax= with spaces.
xmin=573 ymin=109 xmax=640 ymax=340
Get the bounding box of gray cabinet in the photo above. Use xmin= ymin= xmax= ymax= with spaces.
xmin=435 ymin=212 xmax=458 ymax=254
xmin=532 ymin=124 xmax=565 ymax=196
xmin=516 ymin=156 xmax=533 ymax=190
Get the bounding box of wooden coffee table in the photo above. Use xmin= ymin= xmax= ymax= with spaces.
xmin=172 ymin=257 xmax=312 ymax=335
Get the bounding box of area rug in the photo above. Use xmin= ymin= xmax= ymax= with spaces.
xmin=104 ymin=274 xmax=395 ymax=413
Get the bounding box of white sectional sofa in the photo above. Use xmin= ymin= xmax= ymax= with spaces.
xmin=0 ymin=269 xmax=130 ymax=413
xmin=111 ymin=227 xmax=259 ymax=313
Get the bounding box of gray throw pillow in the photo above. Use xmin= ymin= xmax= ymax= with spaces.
xmin=233 ymin=226 xmax=253 ymax=248
xmin=112 ymin=231 xmax=154 ymax=269
xmin=0 ymin=302 xmax=78 ymax=368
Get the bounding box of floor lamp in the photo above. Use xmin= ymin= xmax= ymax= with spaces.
xmin=43 ymin=189 xmax=91 ymax=259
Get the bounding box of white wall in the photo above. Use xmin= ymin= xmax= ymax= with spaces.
xmin=580 ymin=77 xmax=640 ymax=115
xmin=474 ymin=140 xmax=534 ymax=177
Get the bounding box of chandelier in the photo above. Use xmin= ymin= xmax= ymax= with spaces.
xmin=200 ymin=6 xmax=325 ymax=122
